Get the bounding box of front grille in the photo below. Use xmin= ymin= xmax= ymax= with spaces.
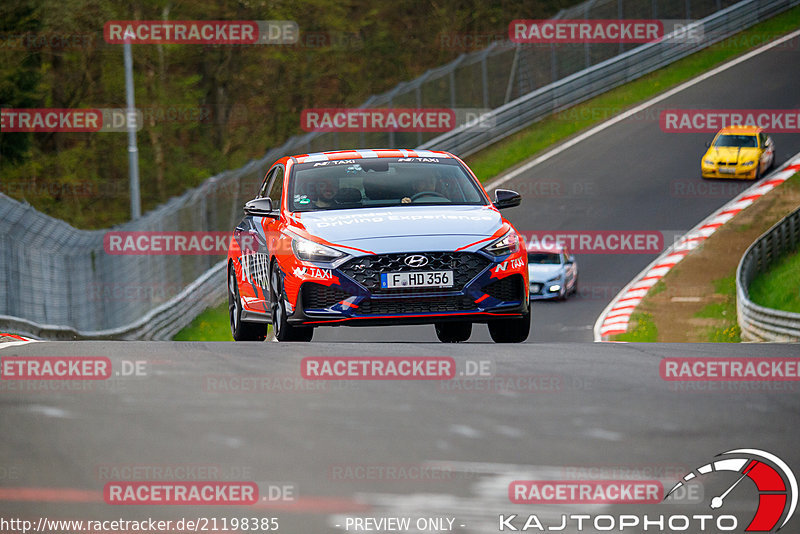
xmin=301 ymin=283 xmax=352 ymax=310
xmin=485 ymin=274 xmax=524 ymax=302
xmin=340 ymin=252 xmax=490 ymax=294
xmin=357 ymin=296 xmax=475 ymax=315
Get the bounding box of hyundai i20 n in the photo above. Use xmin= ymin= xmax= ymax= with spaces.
xmin=227 ymin=149 xmax=529 ymax=343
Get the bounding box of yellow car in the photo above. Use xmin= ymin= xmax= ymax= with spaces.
xmin=701 ymin=125 xmax=775 ymax=180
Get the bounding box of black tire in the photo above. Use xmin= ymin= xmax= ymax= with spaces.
xmin=435 ymin=321 xmax=472 ymax=343
xmin=228 ymin=264 xmax=268 ymax=341
xmin=570 ymin=276 xmax=579 ymax=296
xmin=755 ymin=163 xmax=762 ymax=180
xmin=488 ymin=304 xmax=531 ymax=343
xmin=270 ymin=262 xmax=313 ymax=342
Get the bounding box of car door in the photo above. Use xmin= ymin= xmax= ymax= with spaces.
xmin=261 ymin=165 xmax=286 ymax=310
xmin=760 ymin=132 xmax=775 ymax=171
xmin=234 ymin=167 xmax=280 ymax=314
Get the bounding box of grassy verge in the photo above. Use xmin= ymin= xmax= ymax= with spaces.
xmin=749 ymin=251 xmax=800 ymax=313
xmin=613 ymin=312 xmax=658 ymax=342
xmin=610 ymin=173 xmax=800 ymax=342
xmin=694 ymin=275 xmax=742 ymax=342
xmin=173 ymin=301 xmax=234 ymax=342
xmin=465 ymin=5 xmax=800 ymax=181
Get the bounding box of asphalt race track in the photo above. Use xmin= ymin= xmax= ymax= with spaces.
xmin=1 ymin=341 xmax=799 ymax=533
xmin=315 ymin=34 xmax=800 ymax=344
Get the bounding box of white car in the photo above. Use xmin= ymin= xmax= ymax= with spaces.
xmin=527 ymin=245 xmax=578 ymax=300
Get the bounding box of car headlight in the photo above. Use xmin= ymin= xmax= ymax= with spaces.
xmin=742 ymin=160 xmax=755 ymax=166
xmin=703 ymin=159 xmax=715 ymax=166
xmin=291 ymin=235 xmax=347 ymax=263
xmin=482 ymin=230 xmax=520 ymax=256
xmin=547 ymin=276 xmax=561 ymax=283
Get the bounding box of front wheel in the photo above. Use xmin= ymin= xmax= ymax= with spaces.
xmin=228 ymin=264 xmax=268 ymax=341
xmin=435 ymin=321 xmax=472 ymax=343
xmin=270 ymin=262 xmax=313 ymax=342
xmin=488 ymin=305 xmax=531 ymax=343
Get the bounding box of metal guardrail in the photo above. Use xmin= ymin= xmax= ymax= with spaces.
xmin=737 ymin=207 xmax=800 ymax=342
xmin=1 ymin=0 xmax=798 ymax=340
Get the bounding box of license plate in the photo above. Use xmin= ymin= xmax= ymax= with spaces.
xmin=380 ymin=270 xmax=454 ymax=289
xmin=719 ymin=167 xmax=735 ymax=174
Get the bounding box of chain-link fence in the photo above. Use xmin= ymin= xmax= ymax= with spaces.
xmin=1 ymin=0 xmax=796 ymax=338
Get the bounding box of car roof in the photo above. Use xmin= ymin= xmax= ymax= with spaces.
xmin=716 ymin=125 xmax=762 ymax=135
xmin=291 ymin=149 xmax=454 ymax=164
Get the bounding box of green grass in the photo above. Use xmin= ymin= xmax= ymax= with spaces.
xmin=465 ymin=5 xmax=800 ymax=182
xmin=649 ymin=279 xmax=667 ymax=297
xmin=611 ymin=313 xmax=658 ymax=342
xmin=173 ymin=301 xmax=234 ymax=341
xmin=748 ymin=251 xmax=800 ymax=314
xmin=695 ymin=275 xmax=741 ymax=342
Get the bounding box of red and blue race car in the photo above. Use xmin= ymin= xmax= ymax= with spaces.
xmin=227 ymin=149 xmax=529 ymax=343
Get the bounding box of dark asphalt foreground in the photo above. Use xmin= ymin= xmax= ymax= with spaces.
xmin=315 ymin=34 xmax=800 ymax=343
xmin=1 ymin=341 xmax=798 ymax=533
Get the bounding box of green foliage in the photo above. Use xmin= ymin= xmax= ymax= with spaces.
xmin=696 ymin=274 xmax=741 ymax=342
xmin=611 ymin=313 xmax=658 ymax=342
xmin=173 ymin=300 xmax=235 ymax=341
xmin=748 ymin=250 xmax=800 ymax=314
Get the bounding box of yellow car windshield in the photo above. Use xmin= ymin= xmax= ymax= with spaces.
xmin=713 ymin=134 xmax=757 ymax=148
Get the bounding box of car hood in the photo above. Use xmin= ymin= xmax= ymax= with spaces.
xmin=528 ymin=264 xmax=564 ymax=281
xmin=704 ymin=146 xmax=760 ymax=163
xmin=292 ymin=205 xmax=504 ymax=253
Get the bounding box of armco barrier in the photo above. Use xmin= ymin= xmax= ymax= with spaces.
xmin=737 ymin=207 xmax=800 ymax=341
xmin=1 ymin=0 xmax=798 ymax=340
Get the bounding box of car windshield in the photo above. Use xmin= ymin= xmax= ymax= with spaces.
xmin=528 ymin=252 xmax=561 ymax=265
xmin=713 ymin=134 xmax=758 ymax=148
xmin=288 ymin=157 xmax=487 ymax=212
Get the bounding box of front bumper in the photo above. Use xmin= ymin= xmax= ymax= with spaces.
xmin=701 ymin=165 xmax=758 ymax=179
xmin=285 ymin=251 xmax=529 ymax=326
xmin=529 ymin=280 xmax=563 ymax=300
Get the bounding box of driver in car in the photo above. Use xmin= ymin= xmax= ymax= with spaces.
xmin=402 ymin=174 xmax=442 ymax=203
xmin=311 ymin=177 xmax=339 ymax=208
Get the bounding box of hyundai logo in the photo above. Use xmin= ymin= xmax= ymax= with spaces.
xmin=404 ymin=255 xmax=429 ymax=268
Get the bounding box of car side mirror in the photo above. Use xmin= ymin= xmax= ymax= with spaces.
xmin=705 ymin=141 xmax=711 ymax=148
xmin=493 ymin=189 xmax=521 ymax=209
xmin=566 ymin=256 xmax=575 ymax=264
xmin=243 ymin=198 xmax=275 ymax=216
